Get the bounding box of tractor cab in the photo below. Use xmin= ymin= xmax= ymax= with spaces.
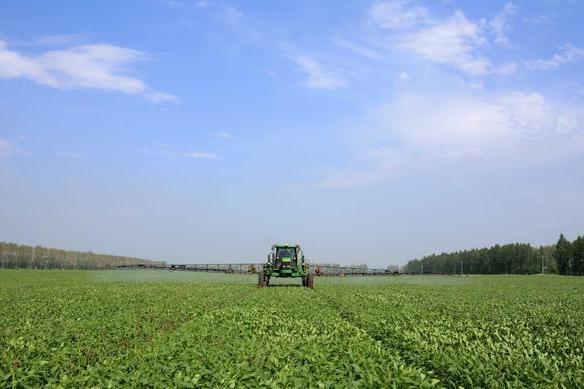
xmin=274 ymin=246 xmax=297 ymax=269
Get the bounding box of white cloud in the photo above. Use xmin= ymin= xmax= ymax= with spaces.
xmin=385 ymin=91 xmax=581 ymax=147
xmin=399 ymin=10 xmax=490 ymax=76
xmin=214 ymin=132 xmax=232 ymax=140
xmin=0 ymin=40 xmax=56 ymax=86
xmin=369 ymin=1 xmax=431 ymax=29
xmin=0 ymin=39 xmax=176 ymax=102
xmin=34 ymin=34 xmax=85 ymax=46
xmin=492 ymin=62 xmax=517 ymax=76
xmin=294 ymin=56 xmax=346 ymax=89
xmin=183 ymin=151 xmax=219 ymax=160
xmin=152 ymin=147 xmax=219 ymax=160
xmin=146 ymin=90 xmax=178 ymax=103
xmin=317 ymin=168 xmax=386 ymax=189
xmin=334 ymin=38 xmax=383 ymax=60
xmin=165 ymin=0 xmax=208 ymax=9
xmin=489 ymin=2 xmax=517 ymax=47
xmin=54 ymin=151 xmax=90 ymax=160
xmin=0 ymin=139 xmax=13 ymax=158
xmin=316 ymin=90 xmax=584 ymax=188
xmin=443 ymin=146 xmax=484 ymax=160
xmin=316 ymin=147 xmax=412 ymax=189
xmin=381 ymin=93 xmax=512 ymax=146
xmin=527 ymin=44 xmax=584 ymax=71
xmin=524 ymin=15 xmax=552 ymax=26
xmin=367 ymin=2 xmax=524 ymax=76
xmin=223 ymin=6 xmax=244 ymax=21
xmin=397 ymin=72 xmax=410 ymax=81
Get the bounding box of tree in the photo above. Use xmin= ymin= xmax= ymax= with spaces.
xmin=403 ymin=237 xmax=568 ymax=275
xmin=572 ymin=236 xmax=584 ymax=276
xmin=554 ymin=234 xmax=572 ymax=275
xmin=0 ymin=241 xmax=165 ymax=269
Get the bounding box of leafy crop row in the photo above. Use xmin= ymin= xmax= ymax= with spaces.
xmin=1 ymin=271 xmax=583 ymax=387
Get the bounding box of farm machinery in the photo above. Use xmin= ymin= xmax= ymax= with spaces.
xmin=257 ymin=244 xmax=313 ymax=288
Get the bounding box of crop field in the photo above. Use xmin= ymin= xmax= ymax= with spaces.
xmin=1 ymin=271 xmax=584 ymax=387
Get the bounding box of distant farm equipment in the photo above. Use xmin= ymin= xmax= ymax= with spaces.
xmin=117 ymin=262 xmax=401 ymax=276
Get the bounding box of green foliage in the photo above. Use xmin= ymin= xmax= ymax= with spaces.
xmin=0 ymin=242 xmax=165 ymax=269
xmin=573 ymin=236 xmax=584 ymax=276
xmin=405 ymin=242 xmax=553 ymax=274
xmin=2 ymin=270 xmax=584 ymax=387
xmin=554 ymin=234 xmax=572 ymax=275
xmin=552 ymin=234 xmax=584 ymax=276
xmin=406 ymin=234 xmax=584 ymax=276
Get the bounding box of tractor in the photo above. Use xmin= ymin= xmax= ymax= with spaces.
xmin=257 ymin=244 xmax=313 ymax=288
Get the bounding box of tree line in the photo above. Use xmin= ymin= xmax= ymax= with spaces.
xmin=554 ymin=234 xmax=584 ymax=276
xmin=403 ymin=234 xmax=584 ymax=275
xmin=0 ymin=241 xmax=165 ymax=270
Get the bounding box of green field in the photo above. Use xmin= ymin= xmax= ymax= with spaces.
xmin=1 ymin=270 xmax=584 ymax=387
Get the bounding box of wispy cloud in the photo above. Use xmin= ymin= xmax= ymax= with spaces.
xmin=526 ymin=44 xmax=584 ymax=71
xmin=0 ymin=39 xmax=176 ymax=102
xmin=386 ymin=91 xmax=581 ymax=149
xmin=397 ymin=72 xmax=410 ymax=81
xmin=151 ymin=146 xmax=219 ymax=160
xmin=165 ymin=0 xmax=209 ymax=9
xmin=34 ymin=34 xmax=86 ymax=46
xmin=489 ymin=2 xmax=517 ymax=47
xmin=366 ymin=2 xmax=582 ymax=78
xmin=368 ymin=1 xmax=521 ymax=76
xmin=308 ymin=2 xmax=583 ymax=189
xmin=524 ymin=15 xmax=552 ymax=26
xmin=443 ymin=146 xmax=484 ymax=160
xmin=54 ymin=151 xmax=90 ymax=160
xmin=369 ymin=0 xmax=431 ymax=29
xmin=181 ymin=151 xmax=219 ymax=160
xmin=0 ymin=139 xmax=13 ymax=158
xmin=316 ymin=148 xmax=408 ymax=189
xmin=293 ymin=56 xmax=346 ymax=90
xmin=316 ymin=89 xmax=584 ymax=188
xmin=214 ymin=132 xmax=232 ymax=140
xmin=398 ymin=10 xmax=490 ymax=76
xmin=333 ymin=38 xmax=383 ymax=60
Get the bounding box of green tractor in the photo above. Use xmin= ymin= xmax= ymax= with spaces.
xmin=257 ymin=244 xmax=314 ymax=288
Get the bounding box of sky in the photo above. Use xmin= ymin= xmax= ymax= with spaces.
xmin=1 ymin=0 xmax=583 ymax=267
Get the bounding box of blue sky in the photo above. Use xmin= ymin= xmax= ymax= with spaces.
xmin=1 ymin=0 xmax=583 ymax=266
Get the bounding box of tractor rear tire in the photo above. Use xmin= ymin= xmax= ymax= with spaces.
xmin=306 ymin=273 xmax=314 ymax=289
xmin=257 ymin=271 xmax=267 ymax=287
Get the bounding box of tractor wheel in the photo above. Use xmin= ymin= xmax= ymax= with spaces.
xmin=306 ymin=273 xmax=314 ymax=289
xmin=257 ymin=271 xmax=267 ymax=287
xmin=302 ymin=276 xmax=307 ymax=287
